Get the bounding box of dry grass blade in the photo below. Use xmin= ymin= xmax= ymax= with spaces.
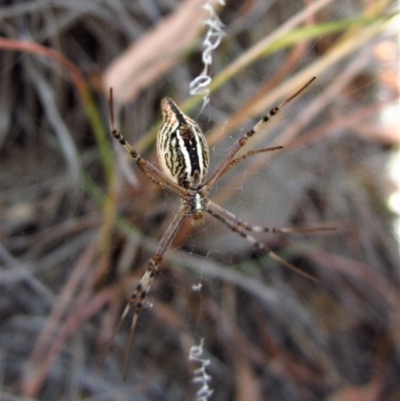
xmin=29 ymin=63 xmax=80 ymax=195
xmin=208 ymin=13 xmax=395 ymax=148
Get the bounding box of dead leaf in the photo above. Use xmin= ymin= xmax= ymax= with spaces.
xmin=327 ymin=382 xmax=381 ymax=401
xmin=103 ymin=0 xmax=208 ymax=104
xmin=234 ymin=359 xmax=263 ymax=401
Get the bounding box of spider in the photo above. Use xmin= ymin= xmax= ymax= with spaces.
xmin=104 ymin=77 xmax=332 ymax=377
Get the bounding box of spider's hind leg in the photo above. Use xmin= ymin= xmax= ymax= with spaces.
xmin=108 ymin=88 xmax=186 ymax=198
xmin=206 ymin=77 xmax=316 ymax=189
xmin=219 ymin=146 xmax=284 ymax=179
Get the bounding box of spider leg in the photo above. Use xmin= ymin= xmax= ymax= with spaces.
xmin=245 ymin=225 xmax=336 ymax=234
xmin=205 ymin=200 xmax=318 ymax=282
xmin=109 ymin=88 xmax=187 ymax=198
xmin=205 ymin=77 xmax=316 ymax=190
xmin=220 ymin=146 xmax=283 ymax=178
xmin=205 ymin=198 xmax=334 ymax=234
xmin=103 ymin=203 xmax=188 ymax=379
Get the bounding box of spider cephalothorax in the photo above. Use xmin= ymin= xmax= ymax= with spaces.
xmin=104 ymin=78 xmax=333 ymax=378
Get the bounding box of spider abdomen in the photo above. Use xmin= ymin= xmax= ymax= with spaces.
xmin=157 ymin=98 xmax=209 ymax=189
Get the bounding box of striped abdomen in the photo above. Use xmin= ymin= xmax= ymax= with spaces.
xmin=157 ymin=98 xmax=209 ymax=189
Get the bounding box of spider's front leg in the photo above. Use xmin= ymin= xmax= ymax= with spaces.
xmin=205 ymin=198 xmax=335 ymax=235
xmin=205 ymin=199 xmax=318 ymax=282
xmin=103 ymin=204 xmax=188 ymax=379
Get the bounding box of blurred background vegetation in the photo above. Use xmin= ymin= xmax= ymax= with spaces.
xmin=0 ymin=0 xmax=399 ymax=400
